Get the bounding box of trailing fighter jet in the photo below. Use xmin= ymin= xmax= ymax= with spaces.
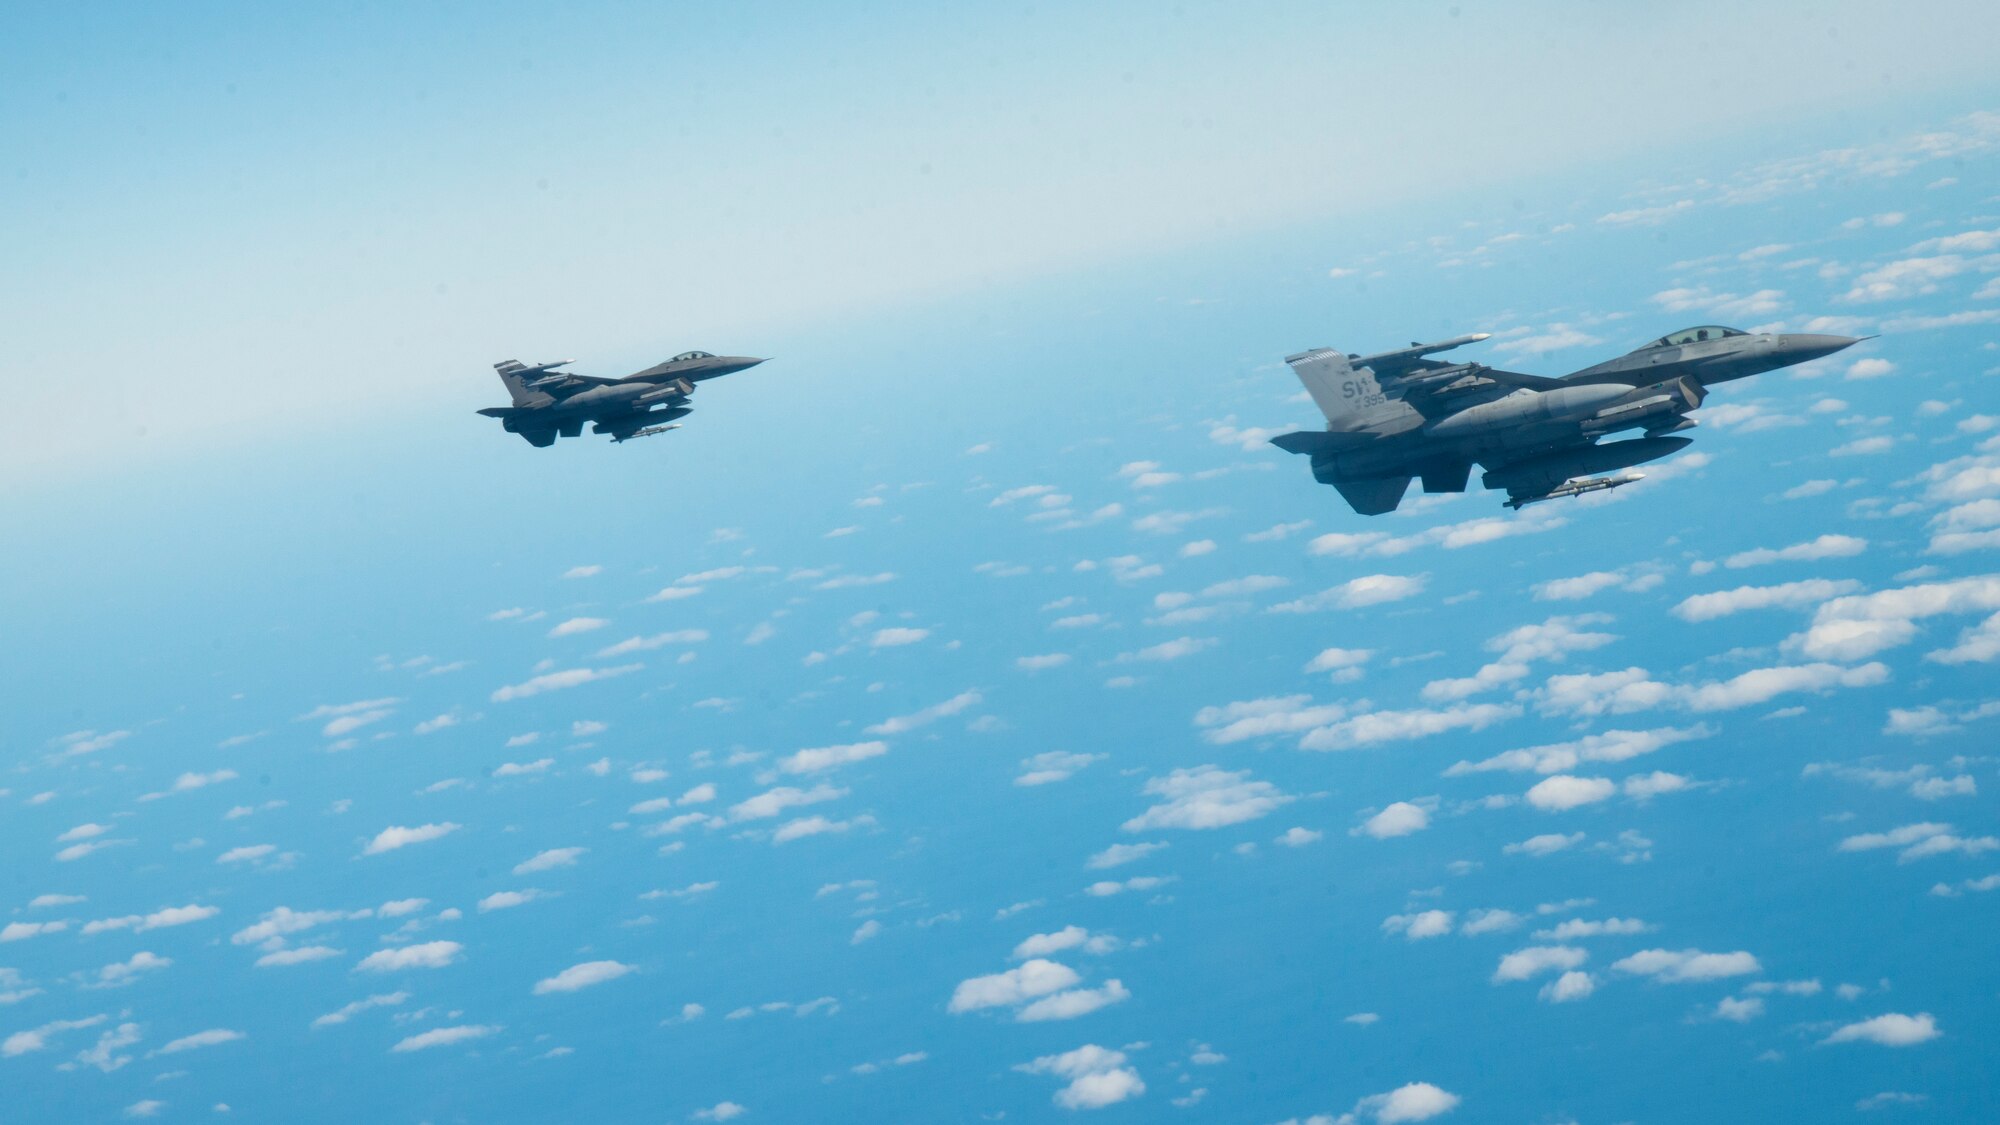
xmin=1269 ymin=326 xmax=1863 ymax=513
xmin=478 ymin=351 xmax=765 ymax=446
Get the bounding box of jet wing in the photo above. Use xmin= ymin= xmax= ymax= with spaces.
xmin=526 ymin=372 xmax=616 ymax=395
xmin=1361 ymin=358 xmax=1560 ymax=417
xmin=1341 ymin=333 xmax=1568 ymax=416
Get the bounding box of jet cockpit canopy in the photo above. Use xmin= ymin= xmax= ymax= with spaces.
xmin=671 ymin=350 xmax=716 ymax=362
xmin=1646 ymin=326 xmax=1748 ymax=348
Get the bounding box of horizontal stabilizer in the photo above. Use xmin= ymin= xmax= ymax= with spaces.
xmin=1333 ymin=476 xmax=1412 ymax=515
xmin=1269 ymin=430 xmax=1376 ymax=456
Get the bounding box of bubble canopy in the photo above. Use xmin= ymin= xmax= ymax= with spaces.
xmin=1647 ymin=325 xmax=1747 ymax=348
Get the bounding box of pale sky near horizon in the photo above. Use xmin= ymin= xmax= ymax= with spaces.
xmin=4 ymin=0 xmax=2000 ymax=482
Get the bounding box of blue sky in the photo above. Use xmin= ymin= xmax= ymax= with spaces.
xmin=5 ymin=4 xmax=2000 ymax=1123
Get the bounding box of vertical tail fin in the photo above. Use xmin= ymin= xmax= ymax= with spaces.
xmin=494 ymin=360 xmax=537 ymax=406
xmin=1286 ymin=348 xmax=1401 ymax=431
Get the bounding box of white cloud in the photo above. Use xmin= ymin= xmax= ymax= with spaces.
xmin=1277 ymin=826 xmax=1323 ymax=847
xmin=1086 ymin=841 xmax=1166 ymax=869
xmin=391 ymin=1025 xmax=499 ymax=1052
xmin=1791 ymin=575 xmax=2000 ymax=661
xmin=230 ymin=906 xmax=351 ymax=946
xmin=1843 ymin=254 xmax=1969 ymax=302
xmin=779 ymin=740 xmax=890 ymax=773
xmin=412 ymin=713 xmax=458 ymax=736
xmin=1612 ymin=948 xmax=1760 ymax=982
xmin=771 ymin=814 xmax=873 ymax=843
xmin=1012 ymin=926 xmax=1092 ymax=959
xmin=94 ymin=951 xmax=171 ymax=987
xmin=1015 ymin=1044 xmax=1146 ymax=1110
xmin=1493 ymin=946 xmax=1587 ymax=983
xmin=490 ymin=664 xmax=641 ymax=702
xmin=729 ymin=783 xmax=846 ymax=821
xmin=871 ymin=627 xmax=930 ymax=647
xmin=1505 ymin=832 xmax=1583 ymax=857
xmin=1121 ymin=765 xmax=1292 ymax=831
xmin=1832 ymin=435 xmax=1895 ymax=457
xmin=1532 ymin=571 xmax=1629 ymax=600
xmin=1382 ymin=910 xmax=1453 ymax=940
xmin=950 ymin=959 xmax=1081 ymax=1012
xmin=548 ymin=616 xmax=608 ymax=637
xmin=1356 ymin=802 xmax=1430 ymax=839
xmin=1715 ymin=996 xmax=1764 ymax=1022
xmin=1682 ymin=662 xmax=1889 ymax=711
xmin=1673 ymin=579 xmax=1863 ymax=621
xmin=1839 ymin=821 xmax=1997 ymax=862
xmin=156 ymin=1028 xmax=244 ymax=1055
xmin=1624 ymin=771 xmax=1693 ymax=800
xmin=1118 ymin=636 xmax=1218 ymax=662
xmin=81 ymin=904 xmax=219 ymax=935
xmin=595 ymin=630 xmax=708 ymax=657
xmin=1334 ymin=1081 xmax=1463 ymax=1124
xmin=1525 ymin=775 xmax=1616 ymax=812
xmin=1195 ymin=695 xmax=1348 ymax=744
xmin=2 ymin=1015 xmax=106 ymax=1057
xmin=514 ymin=846 xmax=589 ymax=876
xmin=533 ymin=960 xmax=633 ymax=994
xmin=356 ymin=941 xmax=462 ymax=972
xmin=1301 ymin=703 xmax=1519 ymax=751
xmin=1651 ymin=285 xmax=1785 ymax=319
xmin=1084 ymin=875 xmax=1176 ymax=897
xmin=693 ymin=1102 xmax=748 ymax=1121
xmin=257 ymin=945 xmax=343 ymax=967
xmin=1537 ymin=668 xmax=1673 ymax=717
xmin=1539 ymin=971 xmax=1595 ymax=1003
xmin=493 ymin=758 xmax=552 ymax=777
xmin=1447 ymin=725 xmax=1710 ymax=776
xmin=1270 ymin=574 xmax=1427 ymax=612
xmin=1537 ymin=917 xmax=1652 ymax=940
xmin=1016 ymin=980 xmax=1131 ymax=1022
xmin=1724 ymin=534 xmax=1867 ymax=568
xmin=1491 ymin=324 xmax=1602 ymax=354
xmin=1825 ymin=1013 xmax=1941 ymax=1047
xmin=1598 ymin=199 xmax=1693 ymax=225
xmin=1459 ymin=909 xmax=1524 ymax=935
xmin=865 ymin=690 xmax=981 ymax=735
xmin=1017 ymin=751 xmax=1103 ymax=786
xmin=1305 ymin=647 xmax=1374 ymax=676
xmin=363 ymin=823 xmax=460 ymax=855
xmin=311 ymin=992 xmax=408 ymax=1028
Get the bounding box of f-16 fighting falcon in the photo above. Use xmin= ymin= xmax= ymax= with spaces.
xmin=478 ymin=350 xmax=766 ymax=446
xmin=1270 ymin=326 xmax=1864 ymax=513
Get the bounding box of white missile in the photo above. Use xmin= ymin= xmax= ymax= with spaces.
xmin=1506 ymin=473 xmax=1643 ymax=510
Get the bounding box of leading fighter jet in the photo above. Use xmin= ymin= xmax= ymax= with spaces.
xmin=1270 ymin=326 xmax=1864 ymax=512
xmin=478 ymin=350 xmax=765 ymax=446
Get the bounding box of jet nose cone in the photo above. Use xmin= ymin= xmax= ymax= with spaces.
xmin=1778 ymin=333 xmax=1867 ymax=364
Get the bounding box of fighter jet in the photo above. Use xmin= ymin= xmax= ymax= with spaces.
xmin=478 ymin=351 xmax=765 ymax=446
xmin=1269 ymin=325 xmax=1863 ymax=513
